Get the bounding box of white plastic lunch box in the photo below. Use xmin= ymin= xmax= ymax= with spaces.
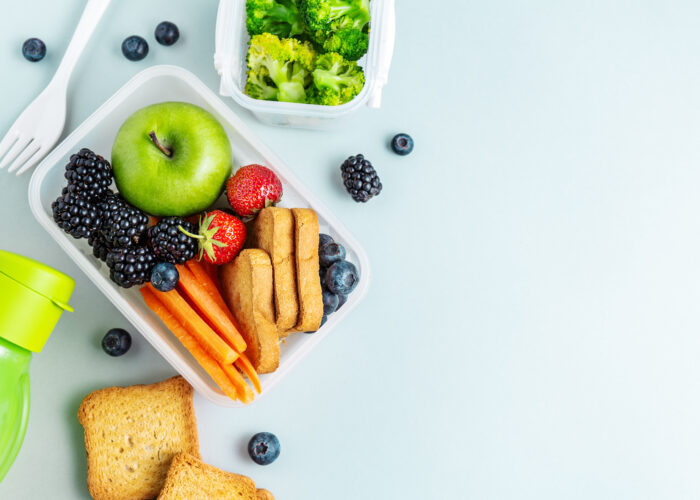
xmin=214 ymin=0 xmax=396 ymax=128
xmin=28 ymin=65 xmax=370 ymax=407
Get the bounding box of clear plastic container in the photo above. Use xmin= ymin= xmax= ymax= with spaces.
xmin=28 ymin=65 xmax=371 ymax=407
xmin=214 ymin=0 xmax=396 ymax=128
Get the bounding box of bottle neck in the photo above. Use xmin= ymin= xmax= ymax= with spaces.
xmin=0 ymin=336 xmax=32 ymax=370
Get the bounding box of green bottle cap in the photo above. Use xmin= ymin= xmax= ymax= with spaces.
xmin=0 ymin=250 xmax=75 ymax=352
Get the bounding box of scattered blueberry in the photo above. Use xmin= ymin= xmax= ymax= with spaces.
xmin=155 ymin=21 xmax=180 ymax=46
xmin=150 ymin=262 xmax=179 ymax=292
xmin=325 ymin=261 xmax=359 ymax=295
xmin=319 ymin=233 xmax=333 ymax=249
xmin=322 ymin=289 xmax=339 ymax=315
xmin=391 ymin=133 xmax=414 ymax=156
xmin=121 ymin=35 xmax=149 ymax=61
xmin=248 ymin=432 xmax=280 ymax=465
xmin=102 ymin=328 xmax=132 ymax=356
xmin=336 ymin=293 xmax=348 ymax=309
xmin=22 ymin=38 xmax=46 ymax=62
xmin=319 ymin=242 xmax=346 ymax=267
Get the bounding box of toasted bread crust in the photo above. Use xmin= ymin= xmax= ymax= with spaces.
xmin=291 ymin=208 xmax=323 ymax=332
xmin=77 ymin=376 xmax=199 ymax=500
xmin=221 ymin=249 xmax=280 ymax=374
xmin=257 ymin=489 xmax=276 ymax=500
xmin=158 ymin=452 xmax=258 ymax=500
xmin=249 ymin=207 xmax=298 ymax=335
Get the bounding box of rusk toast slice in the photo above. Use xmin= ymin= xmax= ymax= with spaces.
xmin=249 ymin=207 xmax=298 ymax=335
xmin=220 ymin=249 xmax=280 ymax=374
xmin=290 ymin=208 xmax=323 ymax=332
xmin=77 ymin=376 xmax=200 ymax=500
xmin=158 ymin=452 xmax=259 ymax=500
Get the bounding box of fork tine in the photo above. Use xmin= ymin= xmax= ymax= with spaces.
xmin=0 ymin=131 xmax=19 ymax=163
xmin=13 ymin=144 xmax=46 ymax=176
xmin=0 ymin=137 xmax=31 ymax=170
xmin=8 ymin=142 xmax=42 ymax=175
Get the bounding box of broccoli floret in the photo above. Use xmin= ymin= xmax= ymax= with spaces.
xmin=246 ymin=0 xmax=307 ymax=38
xmin=299 ymin=0 xmax=370 ymax=61
xmin=245 ymin=33 xmax=317 ymax=103
xmin=308 ymin=52 xmax=364 ymax=105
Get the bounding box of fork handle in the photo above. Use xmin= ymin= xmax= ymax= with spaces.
xmin=50 ymin=0 xmax=112 ymax=90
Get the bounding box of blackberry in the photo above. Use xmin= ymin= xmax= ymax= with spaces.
xmin=106 ymin=246 xmax=157 ymax=288
xmin=64 ymin=148 xmax=113 ymax=200
xmin=147 ymin=217 xmax=197 ymax=264
xmin=88 ymin=230 xmax=110 ymax=262
xmin=340 ymin=154 xmax=382 ymax=203
xmin=97 ymin=193 xmax=149 ymax=249
xmin=51 ymin=188 xmax=102 ymax=239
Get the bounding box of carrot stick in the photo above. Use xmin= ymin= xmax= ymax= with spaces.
xmin=176 ymin=264 xmax=247 ymax=353
xmin=203 ymin=261 xmax=221 ymax=289
xmin=221 ymin=363 xmax=255 ymax=404
xmin=235 ymin=354 xmax=262 ymax=394
xmin=186 ymin=260 xmax=235 ymax=321
xmin=140 ymin=287 xmax=240 ymax=401
xmin=144 ymin=284 xmax=237 ymax=365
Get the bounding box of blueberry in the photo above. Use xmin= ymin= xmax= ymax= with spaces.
xmin=151 ymin=262 xmax=179 ymax=292
xmin=325 ymin=261 xmax=359 ymax=295
xmin=321 ymin=315 xmax=327 ymax=327
xmin=248 ymin=432 xmax=280 ymax=465
xmin=391 ymin=133 xmax=414 ymax=155
xmin=22 ymin=38 xmax=46 ymax=62
xmin=319 ymin=242 xmax=346 ymax=267
xmin=322 ymin=289 xmax=339 ymax=315
xmin=121 ymin=35 xmax=149 ymax=61
xmin=102 ymin=328 xmax=132 ymax=356
xmin=319 ymin=233 xmax=333 ymax=249
xmin=336 ymin=293 xmax=348 ymax=309
xmin=155 ymin=21 xmax=180 ymax=46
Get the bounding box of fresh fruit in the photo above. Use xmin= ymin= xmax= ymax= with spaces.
xmin=184 ymin=211 xmax=246 ymax=265
xmin=391 ymin=133 xmax=414 ymax=156
xmin=319 ymin=241 xmax=346 ymax=267
xmin=155 ymin=21 xmax=180 ymax=46
xmin=150 ymin=262 xmax=179 ymax=292
xmin=147 ymin=217 xmax=197 ymax=264
xmin=97 ymin=193 xmax=149 ymax=249
xmin=89 ymin=230 xmax=110 ymax=262
xmin=336 ymin=293 xmax=347 ymax=309
xmin=22 ymin=38 xmax=46 ymax=62
xmin=325 ymin=260 xmax=358 ymax=295
xmin=226 ymin=164 xmax=283 ymax=218
xmin=248 ymin=432 xmax=280 ymax=465
xmin=102 ymin=328 xmax=132 ymax=356
xmin=52 ymin=189 xmax=102 ymax=239
xmin=319 ymin=233 xmax=333 ymax=249
xmin=322 ymin=289 xmax=338 ymax=315
xmin=106 ymin=246 xmax=157 ymax=288
xmin=111 ymin=102 xmax=233 ymax=216
xmin=63 ymin=148 xmax=113 ymax=200
xmin=121 ymin=35 xmax=149 ymax=61
xmin=340 ymin=154 xmax=381 ymax=202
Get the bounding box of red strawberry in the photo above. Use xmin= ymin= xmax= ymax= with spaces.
xmin=226 ymin=164 xmax=283 ymax=218
xmin=187 ymin=210 xmax=247 ymax=265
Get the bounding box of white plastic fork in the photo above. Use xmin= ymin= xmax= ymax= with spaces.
xmin=0 ymin=0 xmax=112 ymax=175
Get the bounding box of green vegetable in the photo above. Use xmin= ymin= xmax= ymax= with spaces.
xmin=246 ymin=0 xmax=306 ymax=38
xmin=299 ymin=0 xmax=370 ymax=61
xmin=245 ymin=33 xmax=317 ymax=103
xmin=308 ymin=52 xmax=365 ymax=105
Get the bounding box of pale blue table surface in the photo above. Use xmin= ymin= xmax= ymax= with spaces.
xmin=2 ymin=1 xmax=700 ymax=498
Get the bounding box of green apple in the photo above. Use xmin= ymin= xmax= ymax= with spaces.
xmin=111 ymin=102 xmax=233 ymax=216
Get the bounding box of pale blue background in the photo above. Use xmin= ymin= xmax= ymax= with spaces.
xmin=1 ymin=0 xmax=700 ymax=498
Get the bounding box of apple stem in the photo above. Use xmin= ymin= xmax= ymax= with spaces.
xmin=148 ymin=131 xmax=172 ymax=157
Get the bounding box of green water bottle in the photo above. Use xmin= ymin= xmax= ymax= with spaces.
xmin=0 ymin=250 xmax=74 ymax=482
